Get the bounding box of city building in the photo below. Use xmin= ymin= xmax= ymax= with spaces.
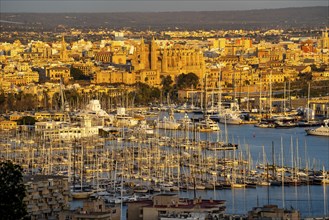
xmin=60 ymin=35 xmax=69 ymax=62
xmin=60 ymin=198 xmax=121 ymax=220
xmin=247 ymin=205 xmax=300 ymax=220
xmin=318 ymin=29 xmax=329 ymax=50
xmin=46 ymin=66 xmax=71 ymax=83
xmin=130 ymin=37 xmax=206 ymax=87
xmin=0 ymin=120 xmax=17 ymax=130
xmin=35 ymin=117 xmax=99 ymax=141
xmin=95 ymin=51 xmax=112 ymax=63
xmin=23 ymin=175 xmax=70 ymax=220
xmin=92 ymin=68 xmax=135 ymax=85
xmin=34 ymin=111 xmax=66 ymax=122
xmin=127 ymin=194 xmax=226 ymax=220
xmin=1 ymin=71 xmax=39 ymax=85
xmin=309 ymin=97 xmax=329 ymax=117
xmin=72 ymin=61 xmax=96 ymax=76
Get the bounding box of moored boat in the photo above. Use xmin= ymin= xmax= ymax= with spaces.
xmin=254 ymin=122 xmax=276 ymax=128
xmin=305 ymin=119 xmax=329 ymax=137
xmin=195 ymin=115 xmax=220 ymax=132
xmin=71 ymin=190 xmax=93 ymax=199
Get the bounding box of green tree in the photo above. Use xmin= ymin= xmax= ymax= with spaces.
xmin=298 ymin=72 xmax=312 ymax=81
xmin=132 ymin=83 xmax=161 ymax=105
xmin=6 ymin=93 xmax=15 ymax=111
xmin=17 ymin=93 xmax=38 ymax=111
xmin=70 ymin=66 xmax=91 ymax=81
xmin=42 ymin=90 xmax=51 ymax=110
xmin=310 ymin=64 xmax=326 ymax=72
xmin=176 ymin=72 xmax=199 ymax=90
xmin=161 ymin=75 xmax=173 ymax=92
xmin=0 ymin=91 xmax=5 ymax=113
xmin=0 ymin=161 xmax=27 ymax=219
xmin=65 ymin=89 xmax=80 ymax=109
xmin=17 ymin=116 xmax=37 ymax=125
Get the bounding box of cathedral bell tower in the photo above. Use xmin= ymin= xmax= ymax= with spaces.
xmin=150 ymin=36 xmax=157 ymax=70
xmin=162 ymin=48 xmax=168 ymax=72
xmin=60 ymin=34 xmax=68 ymax=62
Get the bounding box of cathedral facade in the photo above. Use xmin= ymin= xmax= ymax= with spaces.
xmin=130 ymin=37 xmax=206 ymax=87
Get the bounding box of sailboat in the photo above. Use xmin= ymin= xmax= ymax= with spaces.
xmin=230 ymin=146 xmax=245 ymax=188
xmin=71 ymin=142 xmax=93 ymax=199
xmin=195 ymin=73 xmax=221 ymax=132
xmin=298 ymin=82 xmax=322 ymax=127
xmin=321 ymin=166 xmax=329 ymax=184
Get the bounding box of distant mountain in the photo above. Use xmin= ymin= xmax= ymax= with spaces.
xmin=0 ymin=7 xmax=327 ymax=31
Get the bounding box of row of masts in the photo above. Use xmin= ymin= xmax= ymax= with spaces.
xmin=1 ymin=128 xmax=328 ymax=190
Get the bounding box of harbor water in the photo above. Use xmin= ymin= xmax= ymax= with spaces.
xmin=71 ymin=113 xmax=329 ymax=218
xmin=157 ymin=113 xmax=329 ymax=218
xmin=178 ymin=184 xmax=328 ymax=218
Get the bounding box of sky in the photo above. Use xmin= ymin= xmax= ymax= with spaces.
xmin=0 ymin=0 xmax=327 ymax=13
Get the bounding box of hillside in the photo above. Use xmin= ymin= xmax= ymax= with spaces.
xmin=0 ymin=7 xmax=327 ymax=31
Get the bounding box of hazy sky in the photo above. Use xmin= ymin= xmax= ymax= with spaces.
xmin=0 ymin=0 xmax=327 ymax=13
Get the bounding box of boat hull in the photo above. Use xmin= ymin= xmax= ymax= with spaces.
xmin=305 ymin=127 xmax=329 ymax=137
xmin=71 ymin=191 xmax=93 ymax=199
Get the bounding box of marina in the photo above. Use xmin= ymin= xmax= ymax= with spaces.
xmin=1 ymin=108 xmax=328 ymax=218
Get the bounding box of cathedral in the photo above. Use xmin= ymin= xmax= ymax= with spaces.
xmin=60 ymin=34 xmax=69 ymax=62
xmin=130 ymin=37 xmax=206 ymax=87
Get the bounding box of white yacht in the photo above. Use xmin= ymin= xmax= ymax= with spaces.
xmin=195 ymin=115 xmax=220 ymax=132
xmin=156 ymin=109 xmax=180 ymax=130
xmin=305 ymin=119 xmax=329 ymax=137
xmin=114 ymin=107 xmax=139 ymax=127
xmin=178 ymin=113 xmax=194 ymax=130
xmin=156 ymin=116 xmax=180 ymax=130
xmin=218 ymin=102 xmax=243 ymax=125
xmin=219 ymin=111 xmax=243 ymax=125
xmin=136 ymin=120 xmax=154 ymax=135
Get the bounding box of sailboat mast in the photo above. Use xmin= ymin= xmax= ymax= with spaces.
xmin=191 ymin=85 xmax=194 ymax=108
xmin=218 ymin=67 xmax=222 ymax=114
xmin=269 ymin=70 xmax=272 ymax=118
xmin=204 ymin=73 xmax=208 ymax=115
xmin=281 ymin=137 xmax=285 ymax=208
xmin=81 ymin=142 xmax=83 ymax=189
xmin=290 ymin=137 xmax=294 ymax=179
xmin=288 ymin=80 xmax=291 ymax=110
xmin=60 ymin=77 xmax=65 ymax=112
xmin=73 ymin=141 xmax=76 ymax=190
xmin=272 ymin=141 xmax=275 ymax=178
xmin=307 ymin=82 xmax=310 ymax=121
xmin=247 ymin=84 xmax=250 ymax=112
xmin=283 ymin=82 xmax=286 ymax=115
xmin=259 ymin=78 xmax=262 ymax=115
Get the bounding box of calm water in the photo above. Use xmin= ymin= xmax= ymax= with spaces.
xmin=158 ymin=113 xmax=329 ymax=217
xmin=178 ymin=185 xmax=328 ymax=218
xmin=162 ymin=113 xmax=329 ymax=170
xmin=222 ymin=124 xmax=329 ymax=170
